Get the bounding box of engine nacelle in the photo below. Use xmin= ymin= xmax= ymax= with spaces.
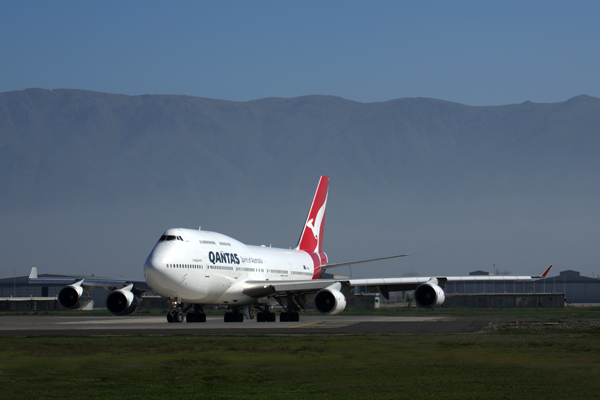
xmin=314 ymin=287 xmax=347 ymax=315
xmin=414 ymin=283 xmax=445 ymax=308
xmin=106 ymin=289 xmax=139 ymax=315
xmin=58 ymin=284 xmax=92 ymax=310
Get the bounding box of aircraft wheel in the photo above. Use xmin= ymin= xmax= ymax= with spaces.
xmin=257 ymin=312 xmax=266 ymax=322
xmin=235 ymin=312 xmax=244 ymax=322
xmin=291 ymin=312 xmax=300 ymax=322
xmin=280 ymin=312 xmax=289 ymax=322
xmin=175 ymin=311 xmax=184 ymax=323
xmin=167 ymin=312 xmax=174 ymax=323
xmin=198 ymin=313 xmax=206 ymax=322
xmin=224 ymin=313 xmax=233 ymax=323
xmin=186 ymin=313 xmax=196 ymax=323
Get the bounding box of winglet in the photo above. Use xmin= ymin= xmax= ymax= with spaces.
xmin=532 ymin=264 xmax=552 ymax=279
xmin=28 ymin=267 xmax=38 ymax=280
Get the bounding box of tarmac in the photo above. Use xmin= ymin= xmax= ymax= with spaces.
xmin=0 ymin=314 xmax=495 ymax=336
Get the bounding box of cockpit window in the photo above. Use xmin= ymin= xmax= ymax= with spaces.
xmin=160 ymin=235 xmax=178 ymax=242
xmin=159 ymin=235 xmax=184 ymax=242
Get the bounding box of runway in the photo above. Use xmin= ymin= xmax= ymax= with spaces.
xmin=0 ymin=315 xmax=494 ymax=336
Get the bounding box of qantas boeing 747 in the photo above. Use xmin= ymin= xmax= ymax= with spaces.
xmin=29 ymin=176 xmax=552 ymax=323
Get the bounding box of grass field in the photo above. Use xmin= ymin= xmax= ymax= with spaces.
xmin=1 ymin=314 xmax=600 ymax=399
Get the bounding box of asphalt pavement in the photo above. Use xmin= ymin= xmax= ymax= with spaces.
xmin=0 ymin=315 xmax=494 ymax=336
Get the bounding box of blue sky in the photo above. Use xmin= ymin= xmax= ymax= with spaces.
xmin=2 ymin=1 xmax=599 ymax=105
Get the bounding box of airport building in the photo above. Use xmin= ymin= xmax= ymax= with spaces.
xmin=0 ymin=273 xmax=98 ymax=311
xmin=1 ymin=273 xmax=61 ymax=298
xmin=360 ymin=269 xmax=600 ymax=307
xmin=1 ymin=269 xmax=598 ymax=310
xmin=443 ymin=269 xmax=600 ymax=304
xmin=0 ymin=273 xmax=164 ymax=311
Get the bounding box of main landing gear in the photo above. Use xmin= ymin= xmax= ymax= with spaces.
xmin=167 ymin=302 xmax=206 ymax=323
xmin=224 ymin=311 xmax=244 ymax=322
xmin=272 ymin=294 xmax=304 ymax=322
xmin=186 ymin=309 xmax=207 ymax=323
xmin=279 ymin=311 xmax=300 ymax=322
xmin=256 ymin=307 xmax=277 ymax=322
xmin=223 ymin=306 xmax=255 ymax=322
xmin=165 ymin=299 xmax=301 ymax=324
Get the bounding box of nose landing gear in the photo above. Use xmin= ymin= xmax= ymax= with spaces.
xmin=167 ymin=310 xmax=184 ymax=323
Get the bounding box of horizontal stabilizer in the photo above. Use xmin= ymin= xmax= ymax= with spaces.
xmin=323 ymin=254 xmax=409 ymax=269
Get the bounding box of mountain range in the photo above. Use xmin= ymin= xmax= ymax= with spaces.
xmin=1 ymin=89 xmax=598 ymax=279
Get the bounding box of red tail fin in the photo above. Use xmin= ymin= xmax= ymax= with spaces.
xmin=296 ymin=176 xmax=329 ymax=252
xmin=541 ymin=264 xmax=553 ymax=278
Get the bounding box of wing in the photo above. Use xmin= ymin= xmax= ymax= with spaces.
xmin=242 ymin=265 xmax=553 ymax=301
xmin=27 ymin=267 xmax=152 ymax=294
xmin=347 ymin=275 xmax=537 ymax=299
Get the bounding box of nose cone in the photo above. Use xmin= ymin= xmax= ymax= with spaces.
xmin=143 ymin=246 xmax=173 ymax=298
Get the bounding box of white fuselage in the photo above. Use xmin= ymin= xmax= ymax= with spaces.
xmin=143 ymin=228 xmax=323 ymax=305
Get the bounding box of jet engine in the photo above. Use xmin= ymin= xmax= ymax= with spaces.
xmin=314 ymin=286 xmax=347 ymax=315
xmin=106 ymin=287 xmax=139 ymax=316
xmin=414 ymin=282 xmax=445 ymax=308
xmin=58 ymin=284 xmax=92 ymax=310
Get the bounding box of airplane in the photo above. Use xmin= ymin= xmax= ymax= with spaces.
xmin=28 ymin=176 xmax=553 ymax=323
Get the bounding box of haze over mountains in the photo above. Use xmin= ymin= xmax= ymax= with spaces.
xmin=1 ymin=89 xmax=599 ymax=279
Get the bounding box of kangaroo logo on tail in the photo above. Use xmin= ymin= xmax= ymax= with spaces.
xmin=296 ymin=176 xmax=329 ymax=253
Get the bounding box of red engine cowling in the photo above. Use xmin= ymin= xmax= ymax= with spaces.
xmin=106 ymin=289 xmax=139 ymax=315
xmin=414 ymin=283 xmax=445 ymax=308
xmin=58 ymin=285 xmax=92 ymax=310
xmin=314 ymin=287 xmax=347 ymax=315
